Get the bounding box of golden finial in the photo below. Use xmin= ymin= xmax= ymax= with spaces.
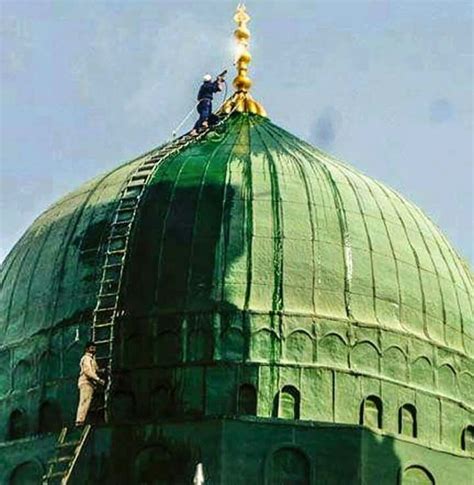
xmin=220 ymin=3 xmax=267 ymax=117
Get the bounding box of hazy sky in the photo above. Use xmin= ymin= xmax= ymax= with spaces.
xmin=1 ymin=0 xmax=472 ymax=264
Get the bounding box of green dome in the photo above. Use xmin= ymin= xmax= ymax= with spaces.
xmin=0 ymin=113 xmax=472 ymax=436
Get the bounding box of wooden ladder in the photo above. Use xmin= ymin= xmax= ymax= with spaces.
xmin=42 ymin=425 xmax=91 ymax=484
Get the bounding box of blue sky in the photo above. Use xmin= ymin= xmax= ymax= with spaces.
xmin=0 ymin=0 xmax=472 ymax=264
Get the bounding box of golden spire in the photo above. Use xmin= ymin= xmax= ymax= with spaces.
xmin=220 ymin=3 xmax=267 ymax=117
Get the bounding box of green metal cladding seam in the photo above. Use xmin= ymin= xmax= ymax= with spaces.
xmin=368 ymin=181 xmax=433 ymax=340
xmin=0 ymin=229 xmax=33 ymax=287
xmin=410 ymin=200 xmax=473 ymax=314
xmin=257 ymin=120 xmax=318 ymax=315
xmin=341 ymin=166 xmax=405 ymax=327
xmin=250 ymin=117 xmax=285 ymax=363
xmin=0 ymin=227 xmax=42 ymax=342
xmin=387 ymin=188 xmax=459 ymax=347
xmin=153 ymin=148 xmax=204 ymax=302
xmin=21 ymin=209 xmax=77 ymax=333
xmin=0 ymin=225 xmax=40 ymax=296
xmin=361 ymin=172 xmax=469 ymax=344
xmin=217 ymin=119 xmax=243 ymax=305
xmin=7 ymin=221 xmax=56 ymax=336
xmin=330 ymin=164 xmax=383 ymax=325
xmin=242 ymin=116 xmax=254 ymax=311
xmin=184 ymin=116 xmax=245 ymax=311
xmin=252 ymin=120 xmax=284 ymax=318
xmin=263 ymin=121 xmax=354 ymax=320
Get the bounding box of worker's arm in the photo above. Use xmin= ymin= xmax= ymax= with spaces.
xmin=82 ymin=355 xmax=103 ymax=384
xmin=213 ymin=79 xmax=223 ymax=92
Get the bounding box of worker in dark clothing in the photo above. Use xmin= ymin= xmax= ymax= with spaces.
xmin=190 ymin=73 xmax=225 ymax=136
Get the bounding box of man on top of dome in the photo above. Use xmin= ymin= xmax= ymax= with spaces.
xmin=75 ymin=341 xmax=105 ymax=427
xmin=190 ymin=72 xmax=225 ymax=136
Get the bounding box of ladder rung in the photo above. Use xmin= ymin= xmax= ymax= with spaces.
xmin=45 ymin=471 xmax=65 ymax=479
xmin=115 ymin=212 xmax=135 ymax=223
xmin=94 ymin=339 xmax=112 ymax=346
xmin=117 ymin=198 xmax=140 ymax=209
xmin=95 ymin=354 xmax=110 ymax=367
xmin=58 ymin=440 xmax=80 ymax=448
xmin=95 ymin=306 xmax=116 ymax=313
xmin=131 ymin=174 xmax=148 ymax=182
xmin=107 ymin=249 xmax=126 ymax=256
xmin=48 ymin=455 xmax=74 ymax=464
xmin=98 ymin=291 xmax=119 ymax=298
xmin=136 ymin=163 xmax=155 ymax=171
xmin=103 ymin=260 xmax=122 ymax=267
xmin=121 ymin=190 xmax=141 ymax=200
xmin=110 ymin=220 xmax=131 ymax=229
xmin=103 ymin=257 xmax=123 ymax=267
xmin=93 ymin=322 xmax=113 ymax=328
xmin=127 ymin=179 xmax=146 ymax=188
xmin=100 ymin=277 xmax=120 ymax=286
xmin=107 ymin=233 xmax=128 ymax=242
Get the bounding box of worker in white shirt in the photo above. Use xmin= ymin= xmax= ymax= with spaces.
xmin=75 ymin=341 xmax=105 ymax=426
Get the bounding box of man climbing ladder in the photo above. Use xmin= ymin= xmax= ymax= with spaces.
xmin=75 ymin=341 xmax=105 ymax=426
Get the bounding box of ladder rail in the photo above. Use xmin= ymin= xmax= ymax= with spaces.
xmin=61 ymin=425 xmax=91 ymax=485
xmin=43 ymin=425 xmax=91 ymax=485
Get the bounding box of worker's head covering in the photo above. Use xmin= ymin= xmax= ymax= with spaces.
xmin=203 ymin=74 xmax=212 ymax=82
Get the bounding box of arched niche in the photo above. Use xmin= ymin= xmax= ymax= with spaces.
xmin=134 ymin=443 xmax=195 ymax=484
xmin=251 ymin=329 xmax=281 ymax=361
xmin=273 ymin=385 xmax=300 ymax=420
xmin=268 ymin=447 xmax=310 ymax=485
xmin=461 ymin=425 xmax=474 ymax=453
xmin=237 ymin=384 xmax=257 ymax=416
xmin=411 ymin=357 xmax=434 ymax=389
xmin=438 ymin=364 xmax=457 ymax=397
xmin=134 ymin=445 xmax=173 ymax=484
xmin=150 ymin=385 xmax=173 ymax=419
xmin=38 ymin=400 xmax=62 ymax=434
xmin=221 ymin=327 xmax=245 ymax=361
xmin=12 ymin=360 xmax=34 ymax=391
xmin=351 ymin=341 xmax=379 ymax=374
xmin=187 ymin=328 xmax=212 ymax=362
xmin=9 ymin=461 xmax=43 ymax=485
xmin=383 ymin=346 xmax=407 ymax=381
xmin=459 ymin=373 xmax=474 ymax=404
xmin=285 ymin=331 xmax=313 ymax=363
xmin=318 ymin=333 xmax=347 ymax=367
xmin=398 ymin=403 xmax=417 ymax=438
xmin=38 ymin=351 xmax=61 ymax=382
xmin=400 ymin=465 xmax=435 ymax=485
xmin=360 ymin=395 xmax=382 ymax=430
xmin=8 ymin=409 xmax=29 ymax=440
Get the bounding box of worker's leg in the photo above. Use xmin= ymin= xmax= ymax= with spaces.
xmin=208 ymin=113 xmax=219 ymax=126
xmin=75 ymin=384 xmax=94 ymax=425
xmin=193 ymin=101 xmax=208 ymax=131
